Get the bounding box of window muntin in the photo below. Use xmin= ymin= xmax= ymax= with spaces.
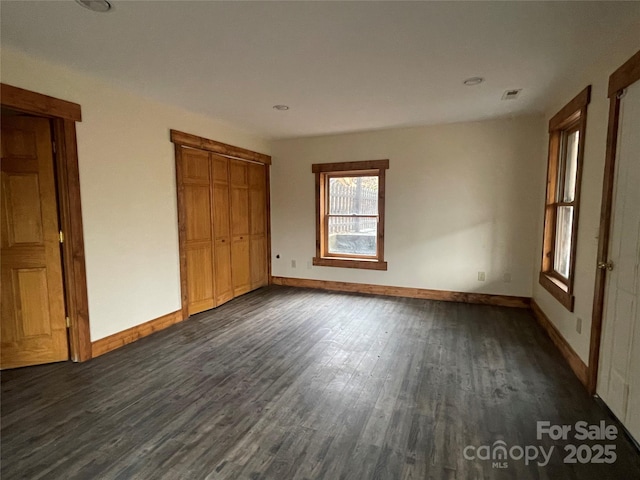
xmin=553 ymin=205 xmax=574 ymax=279
xmin=560 ymin=129 xmax=580 ymax=203
xmin=326 ymin=175 xmax=379 ymax=257
xmin=551 ymin=124 xmax=580 ymax=281
xmin=312 ymin=160 xmax=388 ymax=270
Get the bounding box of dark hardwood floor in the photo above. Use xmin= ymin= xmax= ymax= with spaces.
xmin=2 ymin=286 xmax=639 ymax=479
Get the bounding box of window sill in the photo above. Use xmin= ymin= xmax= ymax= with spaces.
xmin=539 ymin=272 xmax=574 ymax=311
xmin=313 ymin=257 xmax=388 ymax=271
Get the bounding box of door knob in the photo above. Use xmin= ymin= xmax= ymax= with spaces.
xmin=597 ymin=261 xmax=614 ymax=271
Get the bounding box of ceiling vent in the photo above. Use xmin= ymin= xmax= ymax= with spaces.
xmin=502 ymin=89 xmax=522 ymax=100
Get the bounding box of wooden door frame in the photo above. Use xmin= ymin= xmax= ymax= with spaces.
xmin=1 ymin=83 xmax=92 ymax=362
xmin=588 ymin=49 xmax=640 ymax=394
xmin=170 ymin=130 xmax=272 ymax=318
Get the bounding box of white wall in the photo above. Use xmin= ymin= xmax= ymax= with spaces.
xmin=271 ymin=116 xmax=545 ymax=298
xmin=531 ymin=26 xmax=640 ymax=364
xmin=1 ymin=48 xmax=271 ymax=341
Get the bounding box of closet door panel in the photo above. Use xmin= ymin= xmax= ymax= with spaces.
xmin=248 ymin=162 xmax=265 ymax=189
xmin=184 ymin=186 xmax=212 ymax=241
xmin=214 ymin=238 xmax=233 ymax=305
xmin=249 ymin=163 xmax=268 ymax=288
xmin=186 ymin=246 xmax=214 ymax=314
xmin=250 ymin=235 xmax=267 ymax=289
xmin=182 ymin=149 xmax=210 ymax=182
xmin=230 ymin=160 xmax=251 ymax=295
xmin=250 ymin=188 xmax=266 ymax=236
xmin=213 ymin=184 xmax=231 ymax=239
xmin=231 ymin=188 xmax=250 ymax=237
xmin=230 ymin=160 xmax=248 ymax=187
xmin=230 ymin=159 xmax=250 ymax=237
xmin=211 ymin=154 xmax=233 ymax=305
xmin=180 ymin=148 xmax=215 ymax=315
xmin=212 ymin=156 xmax=229 ymax=183
xmin=232 ymin=236 xmax=251 ymax=295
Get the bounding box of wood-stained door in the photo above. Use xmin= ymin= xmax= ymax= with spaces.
xmin=181 ymin=148 xmax=215 ymax=315
xmin=1 ymin=116 xmax=69 ymax=369
xmin=249 ymin=163 xmax=268 ymax=289
xmin=597 ymin=79 xmax=640 ymax=442
xmin=230 ymin=160 xmax=251 ymax=296
xmin=211 ymin=154 xmax=233 ymax=306
xmin=174 ymin=134 xmax=271 ymax=317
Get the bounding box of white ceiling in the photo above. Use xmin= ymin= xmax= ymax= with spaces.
xmin=2 ymin=1 xmax=639 ymax=139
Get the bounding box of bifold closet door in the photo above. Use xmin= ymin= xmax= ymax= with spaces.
xmin=181 ymin=148 xmax=215 ymax=315
xmin=211 ymin=154 xmax=234 ymax=306
xmin=230 ymin=160 xmax=251 ymax=296
xmin=249 ymin=163 xmax=268 ymax=289
xmin=178 ymin=147 xmax=269 ymax=315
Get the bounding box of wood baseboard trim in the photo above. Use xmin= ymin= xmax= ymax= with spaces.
xmin=530 ymin=300 xmax=588 ymax=388
xmin=91 ymin=310 xmax=184 ymax=358
xmin=271 ymin=276 xmax=530 ymax=308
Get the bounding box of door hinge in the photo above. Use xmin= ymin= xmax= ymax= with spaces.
xmin=52 ymin=141 xmax=57 ymax=154
xmin=59 ymin=231 xmax=64 ymax=243
xmin=66 ymin=317 xmax=71 ymax=328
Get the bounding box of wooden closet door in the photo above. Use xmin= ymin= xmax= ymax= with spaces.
xmin=211 ymin=154 xmax=233 ymax=306
xmin=249 ymin=163 xmax=268 ymax=289
xmin=181 ymin=148 xmax=215 ymax=315
xmin=230 ymin=160 xmax=251 ymax=296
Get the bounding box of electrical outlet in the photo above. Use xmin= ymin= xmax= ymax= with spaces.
xmin=576 ymin=317 xmax=582 ymax=334
xmin=503 ymin=273 xmax=512 ymax=283
xmin=478 ymin=272 xmax=486 ymax=282
xmin=291 ymin=259 xmax=296 ymax=268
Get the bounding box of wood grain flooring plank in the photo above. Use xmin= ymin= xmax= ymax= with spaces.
xmin=2 ymin=286 xmax=639 ymax=480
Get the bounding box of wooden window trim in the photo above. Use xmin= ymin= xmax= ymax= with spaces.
xmin=539 ymin=85 xmax=591 ymax=311
xmin=312 ymin=159 xmax=389 ymax=173
xmin=1 ymin=83 xmax=91 ymax=361
xmin=539 ymin=271 xmax=573 ymax=311
xmin=312 ymin=160 xmax=388 ymax=271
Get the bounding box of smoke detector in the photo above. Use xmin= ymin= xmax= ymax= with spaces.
xmin=502 ymin=89 xmax=522 ymax=100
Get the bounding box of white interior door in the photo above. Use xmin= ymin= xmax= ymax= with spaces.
xmin=597 ymin=79 xmax=640 ymax=443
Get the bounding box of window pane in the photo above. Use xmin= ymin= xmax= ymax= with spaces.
xmin=329 ymin=176 xmax=378 ymax=215
xmin=554 ymin=206 xmax=574 ymax=278
xmin=562 ymin=130 xmax=579 ymax=202
xmin=328 ymin=216 xmax=377 ymax=256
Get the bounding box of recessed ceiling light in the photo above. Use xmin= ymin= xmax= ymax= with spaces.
xmin=273 ymin=105 xmax=290 ymax=111
xmin=76 ymin=0 xmax=112 ymax=13
xmin=463 ymin=77 xmax=484 ymax=86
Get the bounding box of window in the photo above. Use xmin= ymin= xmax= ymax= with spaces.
xmin=312 ymin=160 xmax=388 ymax=270
xmin=539 ymin=86 xmax=591 ymax=311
